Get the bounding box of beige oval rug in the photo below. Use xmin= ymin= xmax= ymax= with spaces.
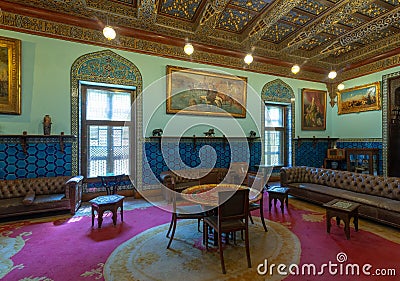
xmin=104 ymin=218 xmax=301 ymax=281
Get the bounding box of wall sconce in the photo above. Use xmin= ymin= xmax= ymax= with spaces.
xmin=328 ymin=70 xmax=337 ymax=79
xmin=291 ymin=64 xmax=300 ymax=74
xmin=184 ymin=43 xmax=194 ymax=55
xmin=337 ymin=83 xmax=345 ymax=91
xmin=103 ymin=25 xmax=116 ymax=40
xmin=244 ymin=53 xmax=253 ymax=65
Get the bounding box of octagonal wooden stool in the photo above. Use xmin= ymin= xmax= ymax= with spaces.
xmin=267 ymin=186 xmax=290 ymax=214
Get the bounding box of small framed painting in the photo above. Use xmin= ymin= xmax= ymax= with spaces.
xmin=301 ymin=88 xmax=327 ymax=131
xmin=0 ymin=36 xmax=21 ymax=115
xmin=337 ymin=82 xmax=381 ymax=115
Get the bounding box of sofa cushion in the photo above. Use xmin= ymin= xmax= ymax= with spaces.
xmin=22 ymin=190 xmax=35 ymax=205
xmin=0 ymin=197 xmax=24 ymax=208
xmin=34 ymin=194 xmax=65 ymax=204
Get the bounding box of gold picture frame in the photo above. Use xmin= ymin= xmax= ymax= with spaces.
xmin=0 ymin=36 xmax=21 ymax=115
xmin=166 ymin=65 xmax=247 ymax=118
xmin=337 ymin=82 xmax=381 ymax=115
xmin=301 ymin=88 xmax=327 ymax=131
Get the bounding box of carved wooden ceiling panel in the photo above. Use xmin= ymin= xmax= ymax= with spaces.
xmin=1 ymin=0 xmax=400 ymax=82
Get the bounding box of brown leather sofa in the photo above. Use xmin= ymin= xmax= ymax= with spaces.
xmin=280 ymin=166 xmax=400 ymax=228
xmin=160 ymin=168 xmax=229 ymax=191
xmin=0 ymin=175 xmax=84 ymax=218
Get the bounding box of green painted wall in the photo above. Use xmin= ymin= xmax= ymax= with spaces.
xmin=332 ymin=66 xmax=400 ymax=138
xmin=0 ymin=29 xmax=338 ymax=137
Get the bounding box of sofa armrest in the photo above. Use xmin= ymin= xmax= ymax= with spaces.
xmin=280 ymin=168 xmax=288 ymax=186
xmin=65 ymin=175 xmax=84 ymax=215
xmin=160 ymin=172 xmax=174 ymax=189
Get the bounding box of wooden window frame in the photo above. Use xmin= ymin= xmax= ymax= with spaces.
xmin=264 ymin=103 xmax=288 ymax=168
xmin=80 ymin=84 xmax=135 ymax=179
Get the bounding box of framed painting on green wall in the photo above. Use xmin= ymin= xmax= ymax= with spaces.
xmin=337 ymin=82 xmax=381 ymax=115
xmin=166 ymin=65 xmax=247 ymax=118
xmin=0 ymin=36 xmax=21 ymax=115
xmin=301 ymin=88 xmax=327 ymax=131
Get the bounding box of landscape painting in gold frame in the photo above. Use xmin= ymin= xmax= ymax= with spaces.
xmin=301 ymin=88 xmax=327 ymax=131
xmin=166 ymin=65 xmax=247 ymax=118
xmin=0 ymin=36 xmax=21 ymax=115
xmin=337 ymin=82 xmax=381 ymax=115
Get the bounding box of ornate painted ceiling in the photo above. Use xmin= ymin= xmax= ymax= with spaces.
xmin=0 ymin=0 xmax=400 ymax=85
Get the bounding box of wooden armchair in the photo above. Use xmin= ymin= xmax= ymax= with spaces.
xmin=166 ymin=178 xmax=206 ymax=249
xmin=247 ymin=172 xmax=268 ymax=232
xmin=203 ymin=189 xmax=251 ymax=274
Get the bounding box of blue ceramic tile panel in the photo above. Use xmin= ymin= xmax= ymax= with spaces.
xmin=295 ymin=140 xmax=329 ymax=168
xmin=143 ymin=139 xmax=262 ymax=185
xmin=0 ymin=140 xmax=73 ymax=180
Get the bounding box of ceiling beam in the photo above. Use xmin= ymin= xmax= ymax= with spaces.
xmin=194 ymin=0 xmax=229 ymax=37
xmin=241 ymin=0 xmax=302 ymax=49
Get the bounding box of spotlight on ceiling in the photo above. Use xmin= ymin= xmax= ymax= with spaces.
xmin=184 ymin=43 xmax=194 ymax=56
xmin=103 ymin=25 xmax=116 ymax=40
xmin=328 ymin=70 xmax=337 ymax=79
xmin=244 ymin=53 xmax=253 ymax=65
xmin=337 ymin=83 xmax=345 ymax=91
xmin=291 ymin=64 xmax=300 ymax=74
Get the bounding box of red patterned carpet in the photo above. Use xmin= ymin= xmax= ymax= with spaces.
xmin=1 ymin=195 xmax=399 ymax=281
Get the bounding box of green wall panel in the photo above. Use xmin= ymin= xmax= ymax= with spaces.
xmin=0 ymin=29 xmax=327 ymax=138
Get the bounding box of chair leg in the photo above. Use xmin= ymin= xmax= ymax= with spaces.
xmin=198 ymin=218 xmax=202 ymax=232
xmin=245 ymin=228 xmax=251 ymax=268
xmin=204 ymin=222 xmax=209 ymax=250
xmin=218 ymin=230 xmax=226 ymax=274
xmin=166 ymin=216 xmax=174 ymax=238
xmin=166 ymin=214 xmax=177 ymax=249
xmin=259 ymin=200 xmax=268 ymax=232
xmin=249 ymin=213 xmax=254 ymax=224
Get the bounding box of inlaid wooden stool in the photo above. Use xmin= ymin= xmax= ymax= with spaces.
xmin=267 ymin=186 xmax=290 ymax=214
xmin=90 ymin=174 xmax=125 ymax=228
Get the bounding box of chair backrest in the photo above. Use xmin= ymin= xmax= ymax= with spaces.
xmin=247 ymin=172 xmax=268 ymax=191
xmin=99 ymin=174 xmax=125 ymax=195
xmin=229 ymin=162 xmax=249 ymax=185
xmin=218 ymin=189 xmax=249 ymax=221
xmin=230 ymin=162 xmax=249 ymax=174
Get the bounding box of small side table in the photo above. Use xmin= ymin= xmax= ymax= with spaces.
xmin=267 ymin=187 xmax=290 ymax=214
xmin=323 ymin=199 xmax=361 ymax=240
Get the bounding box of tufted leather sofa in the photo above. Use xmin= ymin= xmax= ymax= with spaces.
xmin=0 ymin=175 xmax=84 ymax=218
xmin=160 ymin=168 xmax=229 ymax=191
xmin=280 ymin=166 xmax=400 ymax=228
xmin=159 ymin=168 xmax=250 ymax=201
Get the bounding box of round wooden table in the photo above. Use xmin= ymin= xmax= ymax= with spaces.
xmin=181 ymin=184 xmax=262 ymax=208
